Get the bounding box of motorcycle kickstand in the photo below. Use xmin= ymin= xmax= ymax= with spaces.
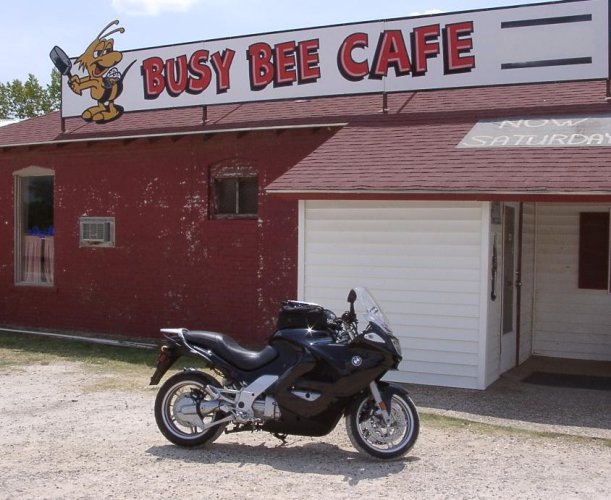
xmin=273 ymin=433 xmax=289 ymax=446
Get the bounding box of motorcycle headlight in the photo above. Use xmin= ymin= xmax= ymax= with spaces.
xmin=390 ymin=336 xmax=402 ymax=356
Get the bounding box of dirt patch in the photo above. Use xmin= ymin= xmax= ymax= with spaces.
xmin=0 ymin=362 xmax=609 ymax=499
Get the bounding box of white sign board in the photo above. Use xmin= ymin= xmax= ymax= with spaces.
xmin=459 ymin=114 xmax=611 ymax=147
xmin=58 ymin=0 xmax=609 ymax=122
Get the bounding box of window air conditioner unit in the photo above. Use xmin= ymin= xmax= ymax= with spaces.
xmin=79 ymin=217 xmax=115 ymax=247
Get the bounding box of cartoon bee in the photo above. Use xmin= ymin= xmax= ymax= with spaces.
xmin=51 ymin=20 xmax=135 ymax=124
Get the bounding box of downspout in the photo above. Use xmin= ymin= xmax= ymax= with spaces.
xmin=478 ymin=202 xmax=492 ymax=389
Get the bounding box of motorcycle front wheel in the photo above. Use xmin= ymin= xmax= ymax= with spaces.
xmin=345 ymin=386 xmax=419 ymax=460
xmin=154 ymin=370 xmax=228 ymax=447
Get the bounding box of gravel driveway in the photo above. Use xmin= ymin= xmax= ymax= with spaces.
xmin=0 ymin=362 xmax=609 ymax=499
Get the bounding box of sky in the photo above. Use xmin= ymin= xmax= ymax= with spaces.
xmin=1 ymin=0 xmax=557 ymax=85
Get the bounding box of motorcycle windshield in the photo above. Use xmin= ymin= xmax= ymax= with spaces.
xmin=354 ymin=287 xmax=393 ymax=335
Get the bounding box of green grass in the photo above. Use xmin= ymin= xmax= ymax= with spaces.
xmin=420 ymin=411 xmax=611 ymax=447
xmin=0 ymin=331 xmax=161 ymax=391
xmin=0 ymin=331 xmax=158 ymax=369
xmin=0 ymin=331 xmax=211 ymax=391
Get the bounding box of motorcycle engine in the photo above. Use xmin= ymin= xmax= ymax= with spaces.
xmin=251 ymin=396 xmax=281 ymax=421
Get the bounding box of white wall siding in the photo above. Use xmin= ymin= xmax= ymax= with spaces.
xmin=534 ymin=204 xmax=611 ymax=361
xmin=301 ymin=201 xmax=486 ymax=389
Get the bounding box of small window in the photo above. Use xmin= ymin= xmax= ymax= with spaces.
xmin=210 ymin=162 xmax=259 ymax=219
xmin=578 ymin=212 xmax=609 ymax=290
xmin=213 ymin=177 xmax=258 ymax=217
xmin=80 ymin=217 xmax=115 ymax=247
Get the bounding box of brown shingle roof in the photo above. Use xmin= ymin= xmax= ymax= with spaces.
xmin=266 ymin=80 xmax=611 ymax=196
xmin=266 ymin=121 xmax=611 ymax=194
xmin=1 ymin=80 xmax=610 ymax=196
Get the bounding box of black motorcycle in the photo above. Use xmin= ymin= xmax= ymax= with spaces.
xmin=150 ymin=287 xmax=419 ymax=459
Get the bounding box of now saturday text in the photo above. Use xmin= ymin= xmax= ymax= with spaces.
xmin=460 ymin=118 xmax=611 ymax=148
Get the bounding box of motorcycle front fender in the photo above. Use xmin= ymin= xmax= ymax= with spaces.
xmin=379 ymin=381 xmax=411 ymax=414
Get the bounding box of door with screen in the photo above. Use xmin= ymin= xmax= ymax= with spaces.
xmin=500 ymin=204 xmax=519 ymax=373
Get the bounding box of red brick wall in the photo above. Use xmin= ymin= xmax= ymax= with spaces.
xmin=0 ymin=128 xmax=333 ymax=345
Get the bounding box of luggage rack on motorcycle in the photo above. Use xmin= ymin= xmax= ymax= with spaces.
xmin=161 ymin=328 xmax=200 ymax=354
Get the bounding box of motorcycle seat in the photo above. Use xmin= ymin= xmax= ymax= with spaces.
xmin=184 ymin=330 xmax=278 ymax=371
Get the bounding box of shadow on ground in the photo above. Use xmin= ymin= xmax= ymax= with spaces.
xmin=147 ymin=441 xmax=417 ymax=485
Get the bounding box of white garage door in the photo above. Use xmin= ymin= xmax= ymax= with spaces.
xmin=299 ymin=200 xmax=488 ymax=389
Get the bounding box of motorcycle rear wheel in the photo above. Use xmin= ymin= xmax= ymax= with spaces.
xmin=346 ymin=386 xmax=419 ymax=460
xmin=154 ymin=370 xmax=228 ymax=447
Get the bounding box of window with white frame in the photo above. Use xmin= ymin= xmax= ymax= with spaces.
xmin=13 ymin=166 xmax=55 ymax=285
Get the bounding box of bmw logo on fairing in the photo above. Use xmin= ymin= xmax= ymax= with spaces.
xmin=351 ymin=356 xmax=362 ymax=367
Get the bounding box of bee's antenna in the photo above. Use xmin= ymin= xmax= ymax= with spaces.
xmin=97 ymin=20 xmax=124 ymax=40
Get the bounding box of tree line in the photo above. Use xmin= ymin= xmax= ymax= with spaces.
xmin=0 ymin=71 xmax=61 ymax=120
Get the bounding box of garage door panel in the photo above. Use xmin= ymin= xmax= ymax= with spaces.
xmin=302 ymin=200 xmax=485 ymax=389
xmin=305 ymin=252 xmax=481 ymax=270
xmin=306 ymin=264 xmax=480 ymax=282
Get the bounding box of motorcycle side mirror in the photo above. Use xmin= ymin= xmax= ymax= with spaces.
xmin=346 ymin=289 xmax=357 ymax=323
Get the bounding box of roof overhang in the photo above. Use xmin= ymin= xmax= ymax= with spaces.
xmin=266 ymin=189 xmax=611 ymax=202
xmin=0 ymin=122 xmax=347 ymax=151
